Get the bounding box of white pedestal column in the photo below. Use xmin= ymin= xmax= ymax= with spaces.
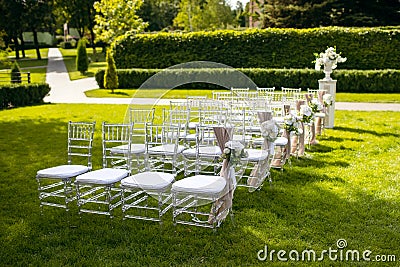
xmin=318 ymin=79 xmax=337 ymax=128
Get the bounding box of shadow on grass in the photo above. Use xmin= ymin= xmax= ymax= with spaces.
xmin=1 ymin=116 xmax=400 ymax=266
xmin=333 ymin=126 xmax=400 ymax=138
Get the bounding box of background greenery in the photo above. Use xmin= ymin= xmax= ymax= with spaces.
xmin=114 ymin=27 xmax=400 ymax=70
xmin=95 ymin=68 xmax=400 ymax=93
xmin=0 ymin=104 xmax=399 ymax=266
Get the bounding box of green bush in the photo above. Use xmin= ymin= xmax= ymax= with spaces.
xmin=104 ymin=50 xmax=118 ymax=93
xmin=60 ymin=41 xmax=74 ymax=49
xmin=10 ymin=61 xmax=22 ymax=83
xmin=114 ymin=27 xmax=400 ymax=70
xmin=76 ymin=39 xmax=89 ymax=74
xmin=95 ymin=68 xmax=400 ymax=93
xmin=0 ymin=83 xmax=50 ymax=109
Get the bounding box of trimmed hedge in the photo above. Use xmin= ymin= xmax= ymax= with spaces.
xmin=0 ymin=83 xmax=51 ymax=109
xmin=114 ymin=27 xmax=400 ymax=70
xmin=95 ymin=68 xmax=400 ymax=93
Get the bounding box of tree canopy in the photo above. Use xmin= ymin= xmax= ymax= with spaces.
xmin=93 ymin=0 xmax=148 ymax=45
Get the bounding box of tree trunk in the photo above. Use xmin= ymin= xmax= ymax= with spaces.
xmin=19 ymin=33 xmax=26 ymax=58
xmin=32 ymin=29 xmax=41 ymax=60
xmin=13 ymin=36 xmax=20 ymax=60
xmin=89 ymin=27 xmax=97 ymax=61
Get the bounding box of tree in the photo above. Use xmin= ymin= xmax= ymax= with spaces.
xmin=173 ymin=0 xmax=234 ymax=31
xmin=54 ymin=0 xmax=98 ymax=56
xmin=252 ymin=0 xmax=400 ymax=28
xmin=76 ymin=39 xmax=89 ymax=74
xmin=138 ymin=0 xmax=180 ymax=31
xmin=93 ymin=0 xmax=148 ymax=45
xmin=10 ymin=61 xmax=21 ymax=83
xmin=104 ymin=49 xmax=118 ymax=94
xmin=0 ymin=0 xmax=24 ymax=59
xmin=18 ymin=0 xmax=54 ymax=60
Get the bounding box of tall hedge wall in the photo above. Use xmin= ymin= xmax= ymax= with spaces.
xmin=114 ymin=27 xmax=400 ymax=70
xmin=95 ymin=68 xmax=400 ymax=93
xmin=0 ymin=83 xmax=50 ymax=109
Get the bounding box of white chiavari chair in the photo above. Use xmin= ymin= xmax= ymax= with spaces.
xmin=75 ymin=122 xmax=132 ymax=218
xmin=36 ymin=121 xmax=96 ymax=215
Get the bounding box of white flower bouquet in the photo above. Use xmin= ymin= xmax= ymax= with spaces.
xmin=309 ymin=99 xmax=323 ymax=113
xmin=314 ymin=46 xmax=347 ymax=71
xmin=222 ymin=140 xmax=247 ymax=166
xmin=260 ymin=119 xmax=279 ymax=142
xmin=299 ymin=104 xmax=314 ymax=124
xmin=283 ymin=112 xmax=302 ymax=135
xmin=323 ymin=94 xmax=333 ymax=107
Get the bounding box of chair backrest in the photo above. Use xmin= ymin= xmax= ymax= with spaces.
xmin=102 ymin=122 xmax=133 ymax=170
xmin=257 ymin=87 xmax=275 ymax=97
xmin=145 ymin=123 xmax=181 ymax=153
xmin=307 ymin=88 xmax=327 ymax=100
xmin=129 ymin=108 xmax=155 ymax=144
xmin=281 ymin=87 xmax=301 ymax=94
xmin=128 ymin=108 xmax=155 ymax=125
xmin=67 ymin=121 xmax=96 ymax=169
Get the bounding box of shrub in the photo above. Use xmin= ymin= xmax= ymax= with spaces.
xmin=76 ymin=39 xmax=89 ymax=74
xmin=95 ymin=68 xmax=400 ymax=93
xmin=60 ymin=41 xmax=74 ymax=49
xmin=104 ymin=49 xmax=118 ymax=93
xmin=10 ymin=61 xmax=21 ymax=83
xmin=0 ymin=83 xmax=50 ymax=109
xmin=114 ymin=27 xmax=400 ymax=70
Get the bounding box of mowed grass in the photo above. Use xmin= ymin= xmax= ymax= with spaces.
xmin=0 ymin=103 xmax=399 ymax=266
xmin=59 ymin=47 xmax=106 ymax=80
xmin=0 ymin=49 xmax=48 ymax=84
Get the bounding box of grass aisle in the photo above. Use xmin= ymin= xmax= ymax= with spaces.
xmin=0 ymin=104 xmax=399 ymax=266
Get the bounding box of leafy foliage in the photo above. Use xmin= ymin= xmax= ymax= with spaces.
xmin=0 ymin=83 xmax=50 ymax=109
xmin=93 ymin=0 xmax=148 ymax=45
xmin=251 ymin=0 xmax=400 ymax=28
xmin=10 ymin=61 xmax=21 ymax=84
xmin=95 ymin=68 xmax=400 ymax=93
xmin=114 ymin=27 xmax=400 ymax=70
xmin=104 ymin=49 xmax=118 ymax=93
xmin=76 ymin=39 xmax=89 ymax=74
xmin=173 ymin=0 xmax=233 ymax=31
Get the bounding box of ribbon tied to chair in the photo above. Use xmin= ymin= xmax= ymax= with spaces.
xmin=208 ymin=126 xmax=235 ymax=223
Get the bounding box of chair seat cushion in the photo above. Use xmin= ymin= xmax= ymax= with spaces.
xmin=182 ymin=146 xmax=221 ymax=158
xmin=274 ymin=136 xmax=288 ymax=146
xmin=75 ymin=168 xmax=128 ymax=185
xmin=110 ymin=144 xmax=146 ymax=154
xmin=148 ymin=144 xmax=186 ymax=155
xmin=242 ymin=149 xmax=268 ymax=161
xmin=37 ymin=165 xmax=89 ymax=179
xmin=188 ymin=122 xmax=199 ymax=129
xmin=172 ymin=175 xmax=226 ymax=195
xmin=121 ymin=172 xmax=174 ymax=191
xmin=184 ymin=133 xmax=197 ymax=142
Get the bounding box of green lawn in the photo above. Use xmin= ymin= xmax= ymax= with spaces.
xmin=59 ymin=47 xmax=106 ymax=80
xmin=1 ymin=104 xmax=399 ymax=266
xmin=0 ymin=48 xmax=48 ymax=84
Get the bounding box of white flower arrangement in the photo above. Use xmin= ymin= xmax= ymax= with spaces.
xmin=260 ymin=119 xmax=280 ymax=142
xmin=314 ymin=47 xmax=347 ymax=71
xmin=222 ymin=140 xmax=248 ymax=166
xmin=299 ymin=104 xmax=314 ymax=124
xmin=283 ymin=112 xmax=303 ymax=135
xmin=323 ymin=94 xmax=333 ymax=107
xmin=309 ymin=99 xmax=323 ymax=113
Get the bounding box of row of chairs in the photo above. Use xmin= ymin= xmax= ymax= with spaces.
xmin=36 ymin=88 xmax=328 ymax=229
xmin=36 ymin=118 xmax=273 ymax=229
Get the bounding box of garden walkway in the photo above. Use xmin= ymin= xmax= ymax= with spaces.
xmin=44 ymin=48 xmax=400 ymax=111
